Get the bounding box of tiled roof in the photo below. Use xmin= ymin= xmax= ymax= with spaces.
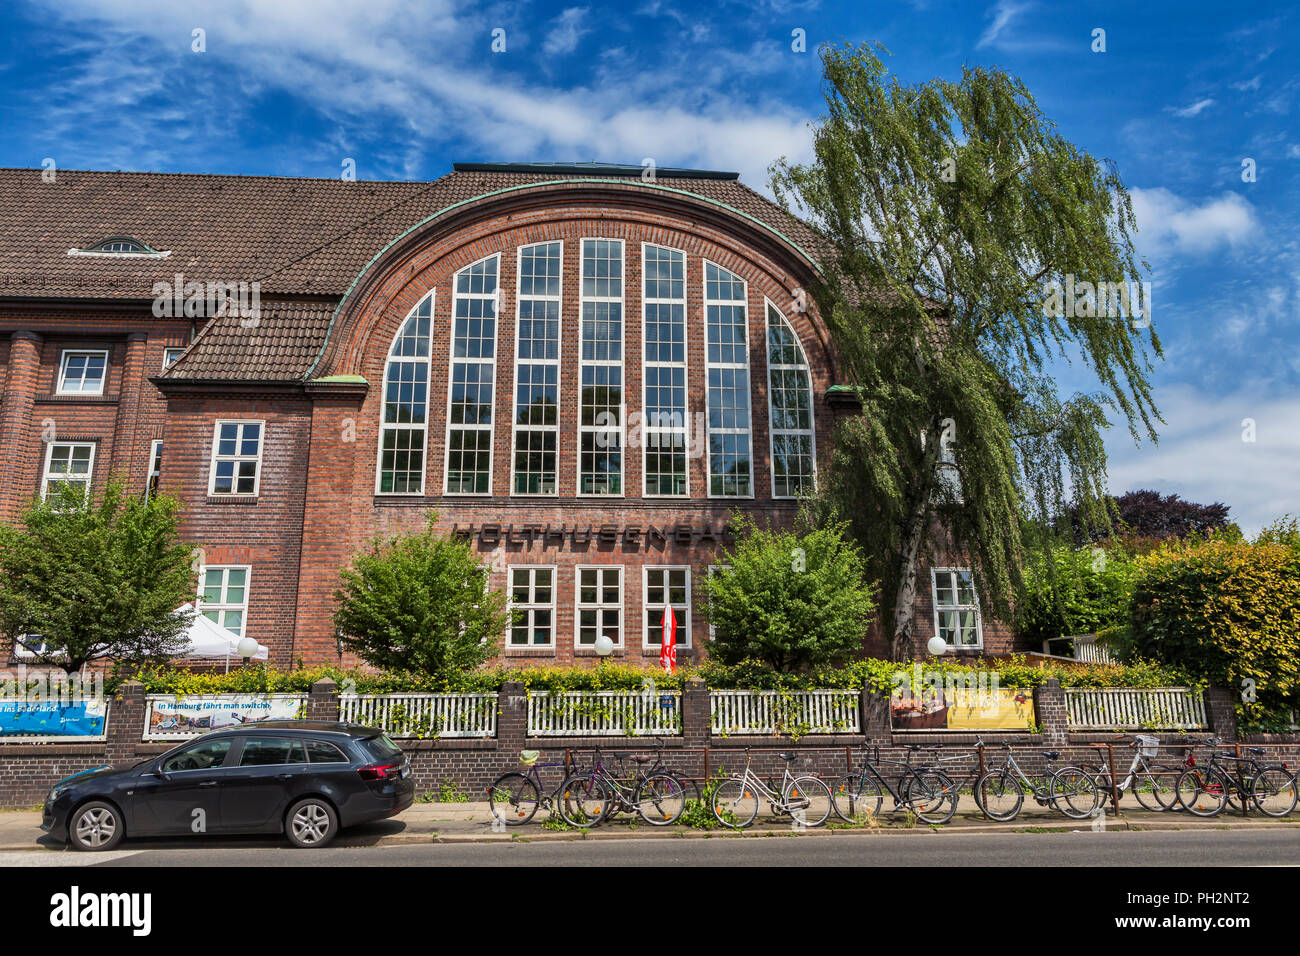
xmin=0 ymin=166 xmax=829 ymax=382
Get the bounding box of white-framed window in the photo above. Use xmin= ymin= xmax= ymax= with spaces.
xmin=512 ymin=242 xmax=562 ymax=495
xmin=643 ymin=566 xmax=691 ymax=648
xmin=57 ymin=349 xmax=108 ymax=395
xmin=703 ymin=261 xmax=752 ymax=497
xmin=575 ymin=565 xmax=623 ymax=648
xmin=208 ymin=420 xmax=264 ymax=496
xmin=445 ymin=255 xmax=499 ymax=495
xmin=377 ymin=291 xmax=434 ymax=494
xmin=706 ymin=564 xmax=730 ymax=641
xmin=41 ymin=441 xmax=95 ymax=501
xmin=931 ymin=568 xmax=982 ymax=648
xmin=642 ymin=243 xmax=689 ymax=496
xmin=198 ymin=565 xmax=251 ymax=637
xmin=146 ymin=439 xmax=163 ymax=500
xmin=508 ymin=566 xmax=556 ymax=647
xmin=162 ymin=347 xmax=187 ymax=369
xmin=12 ymin=635 xmax=64 ymax=661
xmin=766 ymin=301 xmax=816 ymax=498
xmin=578 ymin=238 xmax=624 ymax=495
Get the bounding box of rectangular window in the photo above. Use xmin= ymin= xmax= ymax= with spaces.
xmin=644 ymin=566 xmax=691 ymax=648
xmin=146 ymin=439 xmax=163 ymax=500
xmin=642 ymin=244 xmax=688 ymax=496
xmin=446 ymin=256 xmax=499 ymax=494
xmin=57 ymin=349 xmax=108 ymax=395
xmin=208 ymin=420 xmax=263 ymax=496
xmin=513 ymin=242 xmax=562 ymax=494
xmin=704 ymin=262 xmax=752 ymax=497
xmin=198 ymin=566 xmax=250 ymax=637
xmin=576 ymin=566 xmax=622 ymax=647
xmin=508 ymin=566 xmax=556 ymax=647
xmin=578 ymin=239 xmax=624 ymax=495
xmin=931 ymin=568 xmax=982 ymax=648
xmin=42 ymin=442 xmax=95 ymax=500
xmin=162 ymin=347 xmax=186 ymax=369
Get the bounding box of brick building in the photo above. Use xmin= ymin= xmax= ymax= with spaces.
xmin=0 ymin=162 xmax=1015 ymax=667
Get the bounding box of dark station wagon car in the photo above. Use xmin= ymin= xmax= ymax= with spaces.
xmin=42 ymin=721 xmax=415 ymax=850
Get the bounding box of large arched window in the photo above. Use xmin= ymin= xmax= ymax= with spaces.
xmin=641 ymin=243 xmax=688 ymax=496
xmin=445 ymin=254 xmax=500 ymax=494
xmin=766 ymin=301 xmax=816 ymax=498
xmin=704 ymin=260 xmax=752 ymax=497
xmin=512 ymin=241 xmax=562 ymax=494
xmin=376 ymin=291 xmax=434 ymax=494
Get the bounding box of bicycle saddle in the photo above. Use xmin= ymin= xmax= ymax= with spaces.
xmin=778 ymin=752 xmax=797 ymax=761
xmin=631 ymin=754 xmax=653 ymax=764
xmin=1042 ymin=751 xmax=1060 ymax=760
xmin=1247 ymin=747 xmax=1265 ymax=755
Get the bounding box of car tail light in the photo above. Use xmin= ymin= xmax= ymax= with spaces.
xmin=358 ymin=762 xmax=402 ymax=781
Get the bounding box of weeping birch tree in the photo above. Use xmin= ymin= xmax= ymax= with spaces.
xmin=770 ymin=43 xmax=1162 ymax=660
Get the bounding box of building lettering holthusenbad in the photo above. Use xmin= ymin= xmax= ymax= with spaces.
xmin=0 ymin=162 xmax=1016 ymax=666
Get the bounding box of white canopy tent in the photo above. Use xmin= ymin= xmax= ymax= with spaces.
xmin=173 ymin=603 xmax=268 ymax=670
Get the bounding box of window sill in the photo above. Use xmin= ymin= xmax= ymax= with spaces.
xmin=504 ymin=647 xmax=558 ymax=657
xmin=205 ymin=495 xmax=260 ymax=505
xmin=35 ymin=393 xmax=119 ymax=405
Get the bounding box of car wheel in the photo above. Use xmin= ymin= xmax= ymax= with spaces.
xmin=285 ymin=798 xmax=338 ymax=849
xmin=69 ymin=801 xmax=124 ymax=852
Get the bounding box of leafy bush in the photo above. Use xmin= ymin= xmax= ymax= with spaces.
xmin=1129 ymin=538 xmax=1300 ymax=731
xmin=1015 ymin=543 xmax=1138 ymax=644
xmin=702 ymin=516 xmax=877 ymax=673
xmin=333 ymin=515 xmax=509 ymax=679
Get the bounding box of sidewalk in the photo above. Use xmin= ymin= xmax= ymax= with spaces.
xmin=4 ymin=796 xmax=1297 ymax=852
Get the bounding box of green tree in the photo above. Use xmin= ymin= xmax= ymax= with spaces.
xmin=703 ymin=516 xmax=876 ymax=673
xmin=1015 ymin=543 xmax=1137 ymax=646
xmin=770 ymin=43 xmax=1161 ymax=659
xmin=333 ymin=515 xmax=509 ymax=677
xmin=0 ymin=480 xmax=195 ymax=675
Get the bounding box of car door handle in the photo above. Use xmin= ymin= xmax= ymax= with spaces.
xmin=198 ymin=781 xmax=218 ymax=788
xmin=277 ymin=774 xmax=293 ymax=780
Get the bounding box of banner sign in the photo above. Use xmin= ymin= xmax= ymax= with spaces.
xmin=0 ymin=698 xmax=109 ymax=741
xmin=891 ymin=687 xmax=1034 ymax=732
xmin=143 ymin=694 xmax=306 ymax=740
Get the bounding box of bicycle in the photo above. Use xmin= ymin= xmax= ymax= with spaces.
xmin=829 ymin=743 xmax=960 ymax=825
xmin=711 ymin=747 xmax=833 ymax=829
xmin=974 ymin=739 xmax=1100 ymax=821
xmin=1087 ymin=734 xmax=1181 ymax=812
xmin=556 ymin=741 xmax=688 ymax=827
xmin=1175 ymin=737 xmax=1297 ymax=818
xmin=487 ymin=749 xmax=592 ymax=826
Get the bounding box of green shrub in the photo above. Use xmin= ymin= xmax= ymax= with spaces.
xmin=1014 ymin=543 xmax=1138 ymax=645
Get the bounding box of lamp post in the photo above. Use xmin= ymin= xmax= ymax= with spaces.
xmin=593 ymin=635 xmax=614 ymax=666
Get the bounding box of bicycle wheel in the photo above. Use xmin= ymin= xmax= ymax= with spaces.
xmin=710 ymin=777 xmax=760 ymax=829
xmin=1251 ymin=767 xmax=1298 ymax=817
xmin=830 ymin=772 xmax=884 ymax=824
xmin=1049 ymin=767 xmax=1100 ymax=819
xmin=1176 ymin=767 xmax=1227 ymax=817
xmin=784 ymin=775 xmax=832 ymax=827
xmin=904 ymin=770 xmax=958 ymax=824
xmin=634 ymin=772 xmax=687 ymax=826
xmin=487 ymin=772 xmax=541 ymax=826
xmin=975 ymin=770 xmax=1024 ymax=822
xmin=1133 ymin=765 xmax=1179 ymax=812
xmin=557 ymin=774 xmax=609 ymax=828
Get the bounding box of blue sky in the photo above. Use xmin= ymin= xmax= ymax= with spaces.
xmin=1 ymin=0 xmax=1295 ymax=532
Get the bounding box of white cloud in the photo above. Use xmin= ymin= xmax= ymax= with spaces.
xmin=543 ymin=7 xmax=591 ymax=56
xmin=977 ymin=0 xmax=1025 ymax=49
xmin=1129 ymin=188 xmax=1259 ymax=258
xmin=1103 ymin=384 xmax=1300 ymax=536
xmin=1171 ymin=98 xmax=1215 ymax=118
xmin=1287 ymin=144 xmax=1300 ymax=159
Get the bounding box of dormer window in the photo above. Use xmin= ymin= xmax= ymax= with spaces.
xmin=68 ymin=236 xmax=170 ymax=258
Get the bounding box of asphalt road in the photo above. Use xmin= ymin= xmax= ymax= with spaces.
xmin=3 ymin=827 xmax=1298 ymax=866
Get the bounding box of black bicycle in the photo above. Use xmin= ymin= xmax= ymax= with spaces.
xmin=1175 ymin=737 xmax=1297 ymax=818
xmin=830 ymin=743 xmax=959 ymax=825
xmin=487 ymin=749 xmax=592 ymax=826
xmin=557 ymin=739 xmax=689 ymax=827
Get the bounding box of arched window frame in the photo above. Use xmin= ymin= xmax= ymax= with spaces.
xmin=443 ymin=253 xmax=501 ymax=495
xmin=765 ymin=300 xmax=817 ymax=499
xmin=374 ymin=290 xmax=435 ymax=495
xmin=68 ymin=236 xmax=170 ymax=258
xmin=702 ymin=259 xmax=753 ymax=499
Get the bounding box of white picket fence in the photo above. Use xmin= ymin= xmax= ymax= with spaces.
xmin=339 ymin=693 xmax=497 ymax=739
xmin=710 ymin=689 xmax=861 ymax=736
xmin=1066 ymin=687 xmax=1207 ymax=730
xmin=527 ymin=691 xmax=682 ymax=736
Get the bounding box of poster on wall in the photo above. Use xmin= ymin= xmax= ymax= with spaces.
xmin=891 ymin=687 xmax=1034 ymax=731
xmin=144 ymin=694 xmax=306 ymax=740
xmin=0 ymin=699 xmax=109 ymax=740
